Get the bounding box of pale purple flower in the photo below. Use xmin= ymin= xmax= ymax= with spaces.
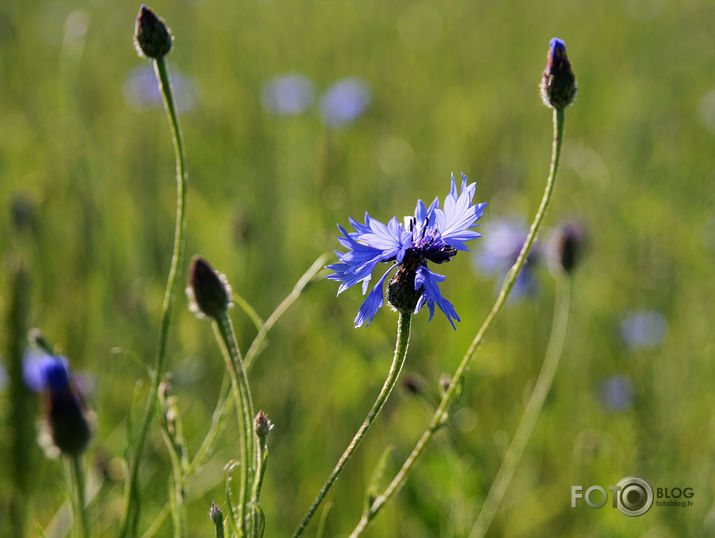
xmin=319 ymin=77 xmax=371 ymax=128
xmin=620 ymin=310 xmax=667 ymax=350
xmin=261 ymin=73 xmax=315 ymax=115
xmin=327 ymin=173 xmax=486 ymax=328
xmin=598 ymin=375 xmax=634 ymax=412
xmin=473 ymin=217 xmax=539 ymax=297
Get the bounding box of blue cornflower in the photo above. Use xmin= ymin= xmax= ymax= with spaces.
xmin=261 ymin=73 xmax=315 ymax=115
xmin=23 ymin=349 xmax=91 ymax=455
xmin=327 ymin=173 xmax=486 ymax=328
xmin=473 ymin=217 xmax=539 ymax=298
xmin=319 ymin=77 xmax=372 ymax=128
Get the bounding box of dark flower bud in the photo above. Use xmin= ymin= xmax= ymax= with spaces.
xmin=187 ymin=256 xmax=233 ymax=319
xmin=540 ymin=37 xmax=577 ymax=109
xmin=439 ymin=374 xmax=451 ymax=394
xmin=43 ymin=359 xmax=91 ymax=456
xmin=254 ymin=410 xmax=274 ymax=441
xmin=134 ymin=5 xmax=173 ymax=60
xmin=402 ymin=373 xmax=424 ymax=395
xmin=552 ymin=222 xmax=586 ymax=274
xmin=387 ymin=263 xmax=423 ymax=315
xmin=209 ymin=502 xmax=224 ymax=538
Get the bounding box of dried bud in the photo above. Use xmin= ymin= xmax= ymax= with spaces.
xmin=552 ymin=222 xmax=586 ymax=274
xmin=540 ymin=37 xmax=577 ymax=109
xmin=187 ymin=256 xmax=233 ymax=319
xmin=134 ymin=5 xmax=173 ymax=60
xmin=254 ymin=410 xmax=274 ymax=441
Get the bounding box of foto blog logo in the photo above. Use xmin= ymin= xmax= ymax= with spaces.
xmin=571 ymin=476 xmax=653 ymax=516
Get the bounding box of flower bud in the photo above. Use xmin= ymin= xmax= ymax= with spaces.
xmin=134 ymin=5 xmax=173 ymax=60
xmin=209 ymin=502 xmax=224 ymax=538
xmin=43 ymin=359 xmax=91 ymax=456
xmin=402 ymin=373 xmax=424 ymax=395
xmin=387 ymin=265 xmax=423 ymax=314
xmin=540 ymin=37 xmax=577 ymax=109
xmin=187 ymin=256 xmax=233 ymax=319
xmin=551 ymin=222 xmax=586 ymax=274
xmin=254 ymin=410 xmax=274 ymax=441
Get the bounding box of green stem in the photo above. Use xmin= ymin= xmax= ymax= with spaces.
xmin=69 ymin=455 xmax=89 ymax=538
xmin=142 ymin=255 xmax=327 ymax=536
xmin=119 ymin=56 xmax=188 ymax=538
xmin=470 ymin=277 xmax=572 ymax=538
xmin=350 ymin=108 xmax=566 ymax=537
xmin=215 ymin=313 xmax=256 ymax=537
xmin=292 ymin=312 xmax=412 ymax=537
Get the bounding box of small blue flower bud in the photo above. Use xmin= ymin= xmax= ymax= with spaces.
xmin=540 ymin=37 xmax=577 ymax=109
xmin=186 ymin=256 xmax=233 ymax=319
xmin=43 ymin=360 xmax=91 ymax=456
xmin=134 ymin=5 xmax=173 ymax=60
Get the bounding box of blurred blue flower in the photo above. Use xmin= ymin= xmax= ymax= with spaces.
xmin=24 ymin=349 xmax=91 ymax=455
xmin=319 ymin=77 xmax=372 ymax=128
xmin=123 ymin=65 xmax=197 ymax=113
xmin=23 ymin=349 xmax=70 ymax=392
xmin=473 ymin=217 xmax=539 ymax=297
xmin=0 ymin=363 xmax=7 ymax=390
xmin=620 ymin=310 xmax=667 ymax=350
xmin=261 ymin=73 xmax=315 ymax=115
xmin=327 ymin=173 xmax=486 ymax=328
xmin=598 ymin=375 xmax=634 ymax=412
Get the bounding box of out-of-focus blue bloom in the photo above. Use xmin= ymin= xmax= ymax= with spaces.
xmin=598 ymin=375 xmax=634 ymax=412
xmin=261 ymin=73 xmax=315 ymax=115
xmin=620 ymin=310 xmax=667 ymax=350
xmin=319 ymin=77 xmax=372 ymax=128
xmin=123 ymin=65 xmax=197 ymax=113
xmin=473 ymin=217 xmax=539 ymax=297
xmin=24 ymin=349 xmax=91 ymax=455
xmin=327 ymin=173 xmax=486 ymax=328
xmin=0 ymin=363 xmax=7 ymax=390
xmin=23 ymin=350 xmax=70 ymax=392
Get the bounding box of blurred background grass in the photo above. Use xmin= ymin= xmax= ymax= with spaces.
xmin=1 ymin=0 xmax=713 ymax=536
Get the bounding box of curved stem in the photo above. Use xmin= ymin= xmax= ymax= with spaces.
xmin=119 ymin=56 xmax=188 ymax=538
xmin=470 ymin=277 xmax=571 ymax=537
xmin=350 ymin=108 xmax=565 ymax=536
xmin=215 ymin=313 xmax=256 ymax=537
xmin=292 ymin=313 xmax=412 ymax=537
xmin=142 ymin=255 xmax=327 ymax=537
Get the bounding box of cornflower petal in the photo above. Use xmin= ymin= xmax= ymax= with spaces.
xmin=354 ymin=264 xmax=398 ymax=327
xmin=414 ymin=266 xmax=460 ymax=329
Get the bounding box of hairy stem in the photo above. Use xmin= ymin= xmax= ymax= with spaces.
xmin=119 ymin=56 xmax=188 ymax=538
xmin=350 ymin=107 xmax=565 ymax=536
xmin=293 ymin=313 xmax=412 ymax=537
xmin=215 ymin=313 xmax=256 ymax=537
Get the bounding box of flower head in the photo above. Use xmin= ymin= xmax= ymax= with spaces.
xmin=327 ymin=173 xmax=486 ymax=328
xmin=24 ymin=349 xmax=91 ymax=456
xmin=540 ymin=37 xmax=577 ymax=109
xmin=319 ymin=77 xmax=372 ymax=128
xmin=261 ymin=73 xmax=315 ymax=115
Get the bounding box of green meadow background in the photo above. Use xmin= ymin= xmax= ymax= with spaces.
xmin=1 ymin=0 xmax=713 ymax=536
